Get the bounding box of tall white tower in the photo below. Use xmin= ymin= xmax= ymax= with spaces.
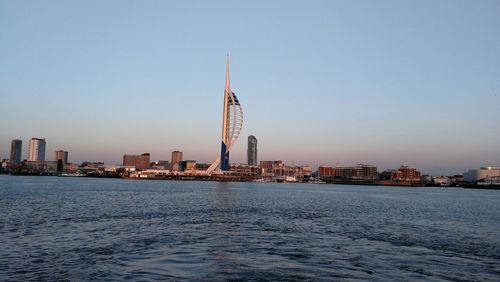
xmin=28 ymin=138 xmax=46 ymax=161
xmin=206 ymin=55 xmax=244 ymax=173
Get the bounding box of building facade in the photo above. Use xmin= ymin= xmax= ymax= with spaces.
xmin=463 ymin=167 xmax=500 ymax=183
xmin=260 ymin=160 xmax=283 ymax=174
xmin=28 ymin=138 xmax=46 ymax=161
xmin=184 ymin=160 xmax=197 ymax=171
xmin=433 ymin=176 xmax=451 ymax=186
xmin=171 ymin=151 xmax=183 ymax=165
xmin=123 ymin=153 xmax=150 ymax=171
xmin=230 ymin=164 xmax=262 ymax=178
xmin=318 ymin=164 xmax=378 ymax=180
xmin=54 ymin=150 xmax=68 ymax=164
xmin=153 ymin=160 xmax=170 ymax=170
xmin=10 ymin=139 xmax=22 ymax=164
xmin=391 ymin=165 xmax=422 ymax=182
xmin=247 ymin=135 xmax=257 ymax=166
xmin=318 ymin=165 xmax=334 ymax=178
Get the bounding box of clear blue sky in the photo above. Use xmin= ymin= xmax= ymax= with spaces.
xmin=1 ymin=0 xmax=499 ymax=175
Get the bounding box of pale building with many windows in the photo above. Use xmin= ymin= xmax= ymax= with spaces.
xmin=28 ymin=138 xmax=46 ymax=161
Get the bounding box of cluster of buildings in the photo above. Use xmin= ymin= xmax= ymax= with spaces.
xmin=317 ymin=164 xmax=423 ymax=185
xmin=1 ymin=136 xmax=498 ymax=187
xmin=317 ymin=164 xmax=477 ymax=187
xmin=2 ymin=138 xmax=77 ymax=175
xmin=0 ymin=135 xmax=304 ymax=182
xmin=123 ymin=151 xmax=197 ymax=175
xmin=3 ymin=59 xmax=498 ymax=188
xmin=0 ymin=136 xmax=259 ymax=179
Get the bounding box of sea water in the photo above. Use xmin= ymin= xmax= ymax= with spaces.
xmin=0 ymin=176 xmax=499 ymax=280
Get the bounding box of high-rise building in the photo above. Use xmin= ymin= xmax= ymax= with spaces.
xmin=54 ymin=150 xmax=68 ymax=164
xmin=10 ymin=139 xmax=22 ymax=164
xmin=28 ymin=138 xmax=46 ymax=161
xmin=247 ymin=135 xmax=257 ymax=166
xmin=206 ymin=55 xmax=244 ymax=173
xmin=123 ymin=153 xmax=150 ymax=170
xmin=171 ymin=151 xmax=183 ymax=164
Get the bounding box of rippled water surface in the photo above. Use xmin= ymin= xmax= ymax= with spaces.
xmin=1 ymin=176 xmax=499 ymax=281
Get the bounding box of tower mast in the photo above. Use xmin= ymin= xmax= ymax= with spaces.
xmin=220 ymin=54 xmax=231 ymax=170
xmin=206 ymin=55 xmax=243 ymax=173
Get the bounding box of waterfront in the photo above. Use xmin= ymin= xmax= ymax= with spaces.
xmin=0 ymin=176 xmax=499 ymax=281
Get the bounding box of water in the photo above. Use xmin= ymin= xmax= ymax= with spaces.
xmin=0 ymin=176 xmax=499 ymax=281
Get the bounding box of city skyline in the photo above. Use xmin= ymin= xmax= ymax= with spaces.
xmin=1 ymin=1 xmax=500 ymax=175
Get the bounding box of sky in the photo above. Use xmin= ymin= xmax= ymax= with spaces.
xmin=1 ymin=0 xmax=499 ymax=175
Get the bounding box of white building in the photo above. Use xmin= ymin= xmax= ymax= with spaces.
xmin=28 ymin=138 xmax=46 ymax=161
xmin=463 ymin=167 xmax=500 ymax=183
xmin=433 ymin=176 xmax=451 ymax=186
xmin=137 ymin=169 xmax=170 ymax=178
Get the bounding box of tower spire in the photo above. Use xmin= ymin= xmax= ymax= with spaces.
xmin=206 ymin=55 xmax=244 ymax=173
xmin=225 ymin=53 xmax=230 ymax=91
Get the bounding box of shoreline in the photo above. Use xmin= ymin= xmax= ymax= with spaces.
xmin=2 ymin=173 xmax=499 ymax=190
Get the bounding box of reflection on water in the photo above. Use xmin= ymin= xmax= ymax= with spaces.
xmin=0 ymin=176 xmax=499 ymax=281
xmin=212 ymin=182 xmax=240 ymax=274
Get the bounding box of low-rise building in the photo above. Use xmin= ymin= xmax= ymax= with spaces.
xmin=319 ymin=164 xmax=378 ymax=181
xmin=185 ymin=160 xmax=197 ymax=171
xmin=302 ymin=166 xmax=312 ymax=180
xmin=123 ymin=153 xmax=150 ymax=171
xmin=318 ymin=165 xmax=334 ymax=178
xmin=230 ymin=165 xmax=261 ymax=178
xmin=433 ymin=176 xmax=451 ymax=186
xmin=463 ymin=167 xmax=500 ymax=183
xmin=154 ymin=160 xmax=170 ymax=170
xmin=25 ymin=161 xmax=57 ymax=173
xmin=448 ymin=175 xmax=464 ymax=186
xmin=196 ymin=163 xmax=210 ymax=171
xmin=136 ymin=169 xmax=170 ymax=179
xmin=392 ymin=165 xmax=421 ymax=182
xmin=1 ymin=159 xmax=10 ymax=172
xmin=260 ymin=160 xmax=283 ymax=174
xmin=63 ymin=163 xmax=80 ymax=173
xmin=173 ymin=160 xmax=196 ymax=172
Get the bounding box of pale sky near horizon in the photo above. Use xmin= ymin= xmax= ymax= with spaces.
xmin=1 ymin=0 xmax=499 ymax=175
